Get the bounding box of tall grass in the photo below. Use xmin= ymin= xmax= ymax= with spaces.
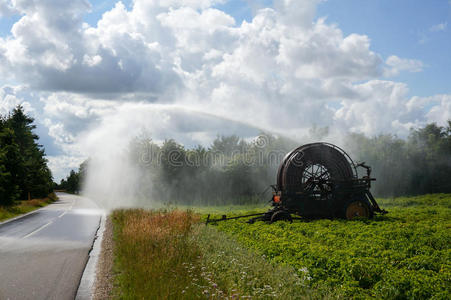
xmin=111 ymin=209 xmax=208 ymax=299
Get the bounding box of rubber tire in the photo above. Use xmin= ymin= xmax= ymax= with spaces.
xmin=270 ymin=210 xmax=293 ymax=223
xmin=344 ymin=200 xmax=372 ymax=220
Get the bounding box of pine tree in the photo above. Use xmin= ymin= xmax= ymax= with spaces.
xmin=6 ymin=106 xmax=53 ymax=199
xmin=0 ymin=105 xmax=53 ymax=203
xmin=0 ymin=127 xmax=21 ymax=205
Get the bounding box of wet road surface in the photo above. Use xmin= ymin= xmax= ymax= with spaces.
xmin=0 ymin=193 xmax=101 ymax=300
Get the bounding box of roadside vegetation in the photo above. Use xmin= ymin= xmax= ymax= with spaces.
xmin=0 ymin=106 xmax=54 ymax=206
xmin=110 ymin=209 xmax=205 ymax=299
xmin=103 ymin=194 xmax=450 ymax=299
xmin=107 ymin=209 xmax=311 ymax=299
xmin=0 ymin=192 xmax=57 ymax=222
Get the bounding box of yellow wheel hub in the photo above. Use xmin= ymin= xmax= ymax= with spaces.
xmin=346 ymin=201 xmax=369 ymax=219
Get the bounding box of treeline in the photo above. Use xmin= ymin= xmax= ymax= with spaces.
xmin=347 ymin=121 xmax=451 ymax=197
xmin=0 ymin=106 xmax=53 ymax=205
xmin=64 ymin=121 xmax=451 ymax=205
xmin=56 ymin=161 xmax=87 ymax=194
xmin=128 ymin=134 xmax=296 ymax=205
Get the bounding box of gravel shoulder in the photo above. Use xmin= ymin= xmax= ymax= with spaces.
xmin=93 ymin=216 xmax=114 ymax=300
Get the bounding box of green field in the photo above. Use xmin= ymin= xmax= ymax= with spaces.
xmin=205 ymin=194 xmax=451 ymax=299
xmin=108 ymin=194 xmax=450 ymax=299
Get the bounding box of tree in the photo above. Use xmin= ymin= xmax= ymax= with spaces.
xmin=65 ymin=170 xmax=80 ymax=194
xmin=0 ymin=105 xmax=53 ymax=204
xmin=0 ymin=127 xmax=21 ymax=205
xmin=407 ymin=123 xmax=451 ymax=194
xmin=56 ymin=160 xmax=90 ymax=194
xmin=5 ymin=106 xmax=53 ymax=198
xmin=211 ymin=135 xmax=243 ymax=157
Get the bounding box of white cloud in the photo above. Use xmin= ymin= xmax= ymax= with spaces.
xmin=43 ymin=118 xmax=76 ymax=145
xmin=82 ymin=54 xmax=102 ymax=67
xmin=0 ymin=0 xmax=19 ymax=17
xmin=0 ymin=85 xmax=33 ymax=115
xmin=47 ymin=155 xmax=85 ymax=182
xmin=273 ymin=0 xmax=320 ymax=28
xmin=334 ymin=80 xmax=409 ymax=135
xmin=0 ymin=0 xmax=181 ymax=94
xmin=419 ymin=22 xmax=448 ymax=44
xmin=334 ymin=84 xmax=450 ymax=136
xmin=430 ymin=22 xmax=447 ymax=32
xmin=426 ymin=95 xmax=451 ymax=125
xmin=384 ymin=55 xmax=424 ymax=77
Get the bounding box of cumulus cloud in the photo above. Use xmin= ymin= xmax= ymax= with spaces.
xmin=384 ymin=55 xmax=424 ymax=77
xmin=0 ymin=0 xmax=181 ymax=95
xmin=426 ymin=95 xmax=451 ymax=125
xmin=0 ymin=85 xmax=33 ymax=114
xmin=46 ymin=155 xmax=86 ymax=182
xmin=0 ymin=0 xmax=18 ymax=17
xmin=0 ymin=0 xmax=449 ymax=181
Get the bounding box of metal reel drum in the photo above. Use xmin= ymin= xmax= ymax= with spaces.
xmin=277 ymin=143 xmax=356 ymax=196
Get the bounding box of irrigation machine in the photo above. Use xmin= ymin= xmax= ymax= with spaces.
xmin=206 ymin=142 xmax=387 ymax=224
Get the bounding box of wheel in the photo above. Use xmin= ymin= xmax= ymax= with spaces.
xmin=270 ymin=210 xmax=292 ymax=223
xmin=345 ymin=201 xmax=370 ymax=219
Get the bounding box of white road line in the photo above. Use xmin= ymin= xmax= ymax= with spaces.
xmin=23 ymin=221 xmax=53 ymax=239
xmin=59 ymin=197 xmax=75 ymax=218
xmin=58 ymin=211 xmax=67 ymax=218
xmin=23 ymin=197 xmax=77 ymax=238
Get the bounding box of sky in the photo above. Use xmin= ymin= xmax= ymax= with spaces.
xmin=0 ymin=0 xmax=450 ymax=181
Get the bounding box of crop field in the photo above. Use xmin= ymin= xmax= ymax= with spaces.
xmin=107 ymin=194 xmax=450 ymax=299
xmin=208 ymin=194 xmax=451 ymax=299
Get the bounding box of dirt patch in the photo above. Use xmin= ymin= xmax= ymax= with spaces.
xmin=93 ymin=216 xmax=114 ymax=299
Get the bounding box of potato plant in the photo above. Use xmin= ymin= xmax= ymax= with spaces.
xmin=209 ymin=194 xmax=451 ymax=299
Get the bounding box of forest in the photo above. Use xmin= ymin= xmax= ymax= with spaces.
xmin=0 ymin=106 xmax=53 ymax=205
xmin=62 ymin=120 xmax=451 ymax=205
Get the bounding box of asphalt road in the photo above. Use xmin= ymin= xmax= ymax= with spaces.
xmin=0 ymin=193 xmax=102 ymax=300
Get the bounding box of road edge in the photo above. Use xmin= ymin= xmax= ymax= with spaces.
xmin=0 ymin=203 xmax=53 ymax=227
xmin=0 ymin=194 xmax=60 ymax=227
xmin=75 ymin=212 xmax=106 ymax=300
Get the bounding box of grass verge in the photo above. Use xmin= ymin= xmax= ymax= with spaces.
xmin=0 ymin=192 xmax=58 ymax=222
xmin=111 ymin=209 xmax=207 ymax=299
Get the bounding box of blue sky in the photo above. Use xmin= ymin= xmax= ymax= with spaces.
xmin=317 ymin=0 xmax=451 ymax=97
